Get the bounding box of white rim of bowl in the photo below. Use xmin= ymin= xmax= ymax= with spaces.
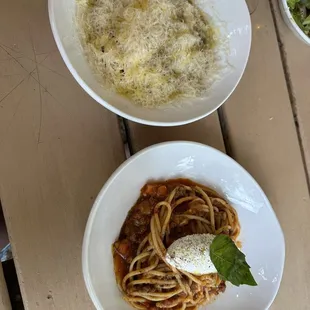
xmin=280 ymin=0 xmax=310 ymax=44
xmin=48 ymin=1 xmax=252 ymax=126
xmin=82 ymin=141 xmax=285 ymax=310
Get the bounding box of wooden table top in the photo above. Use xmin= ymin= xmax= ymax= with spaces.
xmin=0 ymin=0 xmax=310 ymax=309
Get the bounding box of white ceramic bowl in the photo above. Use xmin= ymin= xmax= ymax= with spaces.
xmin=48 ymin=0 xmax=251 ymax=126
xmin=83 ymin=141 xmax=285 ymax=310
xmin=279 ymin=0 xmax=310 ymax=46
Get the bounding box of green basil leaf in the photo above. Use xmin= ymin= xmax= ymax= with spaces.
xmin=210 ymin=235 xmax=257 ymax=287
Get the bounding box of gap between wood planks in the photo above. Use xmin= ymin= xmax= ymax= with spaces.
xmin=268 ymin=0 xmax=310 ymax=193
xmin=117 ymin=117 xmax=133 ymax=158
xmin=117 ymin=111 xmax=232 ymax=158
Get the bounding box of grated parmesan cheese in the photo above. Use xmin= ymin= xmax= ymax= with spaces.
xmin=76 ymin=0 xmax=219 ymax=107
xmin=166 ymin=234 xmax=217 ymax=275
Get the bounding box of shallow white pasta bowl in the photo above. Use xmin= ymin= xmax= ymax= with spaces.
xmin=48 ymin=0 xmax=251 ymax=126
xmin=82 ymin=141 xmax=285 ymax=310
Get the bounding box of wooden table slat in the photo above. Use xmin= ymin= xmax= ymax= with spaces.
xmin=271 ymin=0 xmax=310 ymax=181
xmin=222 ymin=0 xmax=310 ymax=308
xmin=0 ymin=0 xmax=125 ymax=309
xmin=128 ymin=114 xmax=225 ymax=153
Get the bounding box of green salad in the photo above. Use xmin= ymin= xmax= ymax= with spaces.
xmin=287 ymin=0 xmax=310 ymax=36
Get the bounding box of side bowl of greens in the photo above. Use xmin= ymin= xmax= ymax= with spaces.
xmin=279 ymin=0 xmax=310 ymax=45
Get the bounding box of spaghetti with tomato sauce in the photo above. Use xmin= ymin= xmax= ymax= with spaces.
xmin=112 ymin=179 xmax=240 ymax=309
